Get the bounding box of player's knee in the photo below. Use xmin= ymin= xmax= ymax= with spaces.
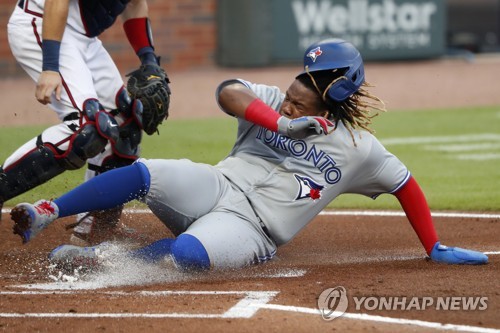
xmin=59 ymin=124 xmax=107 ymax=170
xmin=171 ymin=234 xmax=211 ymax=271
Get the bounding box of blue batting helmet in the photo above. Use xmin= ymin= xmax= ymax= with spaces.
xmin=300 ymin=38 xmax=365 ymax=102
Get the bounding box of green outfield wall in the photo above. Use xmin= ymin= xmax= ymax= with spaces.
xmin=217 ymin=0 xmax=446 ymax=67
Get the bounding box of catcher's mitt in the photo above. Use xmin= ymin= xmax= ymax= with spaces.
xmin=126 ymin=63 xmax=171 ymax=135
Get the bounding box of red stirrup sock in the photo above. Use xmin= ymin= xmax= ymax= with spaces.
xmin=394 ymin=176 xmax=438 ymax=255
xmin=244 ymin=99 xmax=281 ymax=131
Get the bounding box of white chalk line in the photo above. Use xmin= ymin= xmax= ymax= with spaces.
xmin=320 ymin=210 xmax=500 ymax=219
xmin=257 ymin=304 xmax=500 ymax=333
xmin=0 ymin=290 xmax=498 ymax=332
xmin=2 ymin=208 xmax=499 ymax=219
xmin=0 ymin=313 xmax=223 ymax=319
xmin=125 ymin=209 xmax=500 ymax=220
xmin=1 ymin=206 xmax=497 ymax=329
xmin=0 ymin=290 xmax=278 ymax=319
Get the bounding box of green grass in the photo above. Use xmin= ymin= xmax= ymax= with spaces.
xmin=2 ymin=106 xmax=500 ymax=211
xmin=333 ymin=106 xmax=500 ymax=211
xmin=0 ymin=118 xmax=238 ymax=206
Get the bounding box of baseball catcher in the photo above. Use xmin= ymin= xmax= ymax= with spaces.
xmin=1 ymin=0 xmax=171 ymax=245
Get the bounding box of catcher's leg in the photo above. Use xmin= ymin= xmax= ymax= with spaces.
xmin=69 ymin=124 xmax=150 ymax=247
xmin=69 ymin=153 xmax=146 ymax=246
xmin=0 ymin=119 xmax=107 ymax=211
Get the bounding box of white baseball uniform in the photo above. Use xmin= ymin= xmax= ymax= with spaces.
xmin=5 ymin=0 xmax=132 ymax=180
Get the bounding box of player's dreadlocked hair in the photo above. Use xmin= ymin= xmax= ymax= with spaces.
xmin=297 ymin=69 xmax=386 ymax=146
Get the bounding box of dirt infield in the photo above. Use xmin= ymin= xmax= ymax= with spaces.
xmin=0 ymin=211 xmax=498 ymax=332
xmin=1 ymin=57 xmax=500 ymax=332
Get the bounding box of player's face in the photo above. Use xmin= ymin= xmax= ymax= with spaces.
xmin=280 ymin=79 xmax=328 ymax=119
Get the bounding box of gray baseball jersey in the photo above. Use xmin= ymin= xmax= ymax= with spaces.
xmin=215 ymin=79 xmax=410 ymax=246
xmin=140 ymin=79 xmax=409 ymax=268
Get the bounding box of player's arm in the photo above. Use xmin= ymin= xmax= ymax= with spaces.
xmin=121 ymin=0 xmax=148 ymax=19
xmin=121 ymin=0 xmax=158 ymax=66
xmin=217 ymin=81 xmax=260 ymax=118
xmin=218 ymin=81 xmax=333 ymax=139
xmin=120 ymin=0 xmax=170 ymax=136
xmin=218 ymin=81 xmax=286 ymax=131
xmin=393 ymin=176 xmax=487 ymax=264
xmin=393 ymin=176 xmax=438 ymax=255
xmin=36 ymin=0 xmax=70 ymax=105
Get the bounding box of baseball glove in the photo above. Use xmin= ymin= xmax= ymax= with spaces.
xmin=126 ymin=63 xmax=171 ymax=135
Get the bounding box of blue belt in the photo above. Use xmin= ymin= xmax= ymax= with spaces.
xmin=18 ymin=0 xmax=24 ymax=9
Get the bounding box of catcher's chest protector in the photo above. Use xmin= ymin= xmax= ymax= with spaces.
xmin=79 ymin=0 xmax=131 ymax=37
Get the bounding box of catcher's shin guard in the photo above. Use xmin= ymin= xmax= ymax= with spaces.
xmin=113 ymin=89 xmax=143 ymax=157
xmin=69 ymin=94 xmax=142 ymax=245
xmin=0 ymin=167 xmax=5 ymax=220
xmin=0 ymin=121 xmax=108 ymax=205
xmin=60 ymin=123 xmax=108 ymax=170
xmin=0 ymin=145 xmax=66 ymax=204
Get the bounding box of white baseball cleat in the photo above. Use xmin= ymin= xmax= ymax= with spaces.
xmin=11 ymin=200 xmax=59 ymax=243
xmin=48 ymin=242 xmax=113 ymax=273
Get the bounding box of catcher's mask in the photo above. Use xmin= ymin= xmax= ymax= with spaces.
xmin=298 ymin=38 xmax=364 ymax=102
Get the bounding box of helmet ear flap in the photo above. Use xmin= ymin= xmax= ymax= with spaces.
xmin=326 ymin=55 xmax=365 ymax=102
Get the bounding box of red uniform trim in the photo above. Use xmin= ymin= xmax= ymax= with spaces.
xmin=22 ymin=0 xmax=43 ymax=18
xmin=244 ymin=99 xmax=280 ymax=132
xmin=394 ymin=176 xmax=439 ymax=255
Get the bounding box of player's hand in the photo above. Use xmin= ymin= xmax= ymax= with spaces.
xmin=36 ymin=70 xmax=62 ymax=105
xmin=277 ymin=116 xmax=335 ymax=139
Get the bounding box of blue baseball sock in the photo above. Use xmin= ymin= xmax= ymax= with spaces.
xmin=54 ymin=162 xmax=150 ymax=217
xmin=131 ymin=238 xmax=175 ymax=262
xmin=171 ymin=234 xmax=211 ymax=270
xmin=131 ymin=234 xmax=210 ymax=270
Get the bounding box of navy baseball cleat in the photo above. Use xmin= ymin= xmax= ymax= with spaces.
xmin=11 ymin=200 xmax=59 ymax=243
xmin=430 ymin=241 xmax=488 ymax=265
